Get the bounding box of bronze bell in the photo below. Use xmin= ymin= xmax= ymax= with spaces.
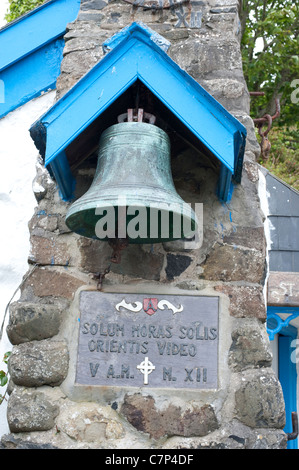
xmin=65 ymin=110 xmax=197 ymax=245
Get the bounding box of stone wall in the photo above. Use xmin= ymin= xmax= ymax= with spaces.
xmin=1 ymin=0 xmax=287 ymax=449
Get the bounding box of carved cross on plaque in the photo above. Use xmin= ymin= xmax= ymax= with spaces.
xmin=137 ymin=357 xmax=155 ymax=385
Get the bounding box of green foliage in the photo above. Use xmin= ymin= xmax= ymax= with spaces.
xmin=241 ymin=0 xmax=299 ymax=126
xmin=241 ymin=1 xmax=299 ymax=191
xmin=0 ymin=352 xmax=11 ymax=405
xmin=5 ymin=0 xmax=45 ymax=23
xmin=260 ymin=125 xmax=299 ymax=191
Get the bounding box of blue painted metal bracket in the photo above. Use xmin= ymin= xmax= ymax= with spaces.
xmin=217 ymin=164 xmax=234 ymax=202
xmin=0 ymin=38 xmax=64 ymax=118
xmin=29 ymin=22 xmax=247 ymax=202
xmin=0 ymin=0 xmax=80 ymax=118
xmin=49 ymin=151 xmax=76 ymax=201
xmin=267 ymin=306 xmax=299 ymax=340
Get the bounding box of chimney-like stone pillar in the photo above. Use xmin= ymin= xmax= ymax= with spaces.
xmin=1 ymin=0 xmax=287 ymax=450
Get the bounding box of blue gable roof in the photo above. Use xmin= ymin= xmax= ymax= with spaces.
xmin=29 ymin=22 xmax=247 ymax=202
xmin=0 ymin=0 xmax=80 ymax=118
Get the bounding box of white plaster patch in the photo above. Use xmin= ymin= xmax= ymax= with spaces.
xmin=0 ymin=91 xmax=56 ymax=437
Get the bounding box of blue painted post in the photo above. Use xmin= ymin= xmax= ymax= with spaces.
xmin=217 ymin=164 xmax=233 ymax=202
xmin=279 ymin=333 xmax=298 ymax=449
xmin=48 ymin=152 xmax=75 ymax=201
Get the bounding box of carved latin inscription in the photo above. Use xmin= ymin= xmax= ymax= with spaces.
xmin=76 ymin=292 xmax=219 ymax=389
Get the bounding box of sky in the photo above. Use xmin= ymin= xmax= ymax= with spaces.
xmin=0 ymin=0 xmax=9 ymax=28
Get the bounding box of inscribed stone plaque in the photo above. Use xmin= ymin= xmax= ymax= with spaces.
xmin=76 ymin=292 xmax=219 ymax=389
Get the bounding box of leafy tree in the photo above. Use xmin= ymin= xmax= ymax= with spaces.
xmin=241 ymin=0 xmax=299 ymax=126
xmin=241 ymin=1 xmax=299 ymax=190
xmin=5 ymin=0 xmax=45 ymax=23
xmin=262 ymin=126 xmax=299 ymax=190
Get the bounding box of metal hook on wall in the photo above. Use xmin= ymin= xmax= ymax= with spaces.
xmin=250 ymin=93 xmax=281 ymax=161
xmin=287 ymin=412 xmax=298 ymax=441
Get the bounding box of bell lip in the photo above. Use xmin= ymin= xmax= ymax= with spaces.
xmin=66 ymin=198 xmax=197 ymax=221
xmin=65 ymin=203 xmax=198 ymax=243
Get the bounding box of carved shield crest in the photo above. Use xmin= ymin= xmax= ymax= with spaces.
xmin=143 ymin=298 xmax=158 ymax=316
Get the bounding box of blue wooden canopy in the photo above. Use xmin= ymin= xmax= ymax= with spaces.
xmin=29 ymin=22 xmax=247 ymax=202
xmin=0 ymin=0 xmax=80 ymax=118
